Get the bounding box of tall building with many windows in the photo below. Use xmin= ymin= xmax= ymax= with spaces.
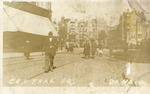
xmin=122 ymin=9 xmax=148 ymax=44
xmin=29 ymin=2 xmax=52 ymax=21
xmin=67 ymin=19 xmax=78 ymax=40
xmin=78 ymin=20 xmax=88 ymax=46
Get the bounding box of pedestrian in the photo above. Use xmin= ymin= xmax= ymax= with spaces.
xmin=90 ymin=39 xmax=97 ymax=59
xmin=136 ymin=42 xmax=141 ymax=51
xmin=43 ymin=31 xmax=57 ymax=73
xmin=22 ymin=40 xmax=32 ymax=60
xmin=108 ymin=39 xmax=113 ymax=57
xmin=65 ymin=40 xmax=70 ymax=52
xmin=69 ymin=41 xmax=74 ymax=52
xmin=83 ymin=39 xmax=90 ymax=58
xmin=97 ymin=45 xmax=103 ymax=57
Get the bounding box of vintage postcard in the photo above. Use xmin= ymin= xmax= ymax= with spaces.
xmin=1 ymin=0 xmax=150 ymax=94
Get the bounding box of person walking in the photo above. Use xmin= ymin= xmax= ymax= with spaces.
xmin=90 ymin=39 xmax=97 ymax=59
xmin=43 ymin=32 xmax=57 ymax=73
xmin=108 ymin=39 xmax=113 ymax=57
xmin=22 ymin=40 xmax=32 ymax=60
xmin=69 ymin=41 xmax=74 ymax=52
xmin=83 ymin=39 xmax=90 ymax=58
xmin=65 ymin=40 xmax=70 ymax=52
xmin=97 ymin=42 xmax=103 ymax=57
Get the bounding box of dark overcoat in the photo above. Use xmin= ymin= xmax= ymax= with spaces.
xmin=43 ymin=36 xmax=57 ymax=56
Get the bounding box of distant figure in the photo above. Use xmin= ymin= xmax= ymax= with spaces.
xmin=22 ymin=40 xmax=32 ymax=60
xmin=136 ymin=42 xmax=141 ymax=51
xmin=108 ymin=40 xmax=113 ymax=57
xmin=66 ymin=40 xmax=70 ymax=52
xmin=83 ymin=40 xmax=90 ymax=58
xmin=99 ymin=42 xmax=103 ymax=50
xmin=90 ymin=39 xmax=97 ymax=59
xmin=97 ymin=47 xmax=103 ymax=57
xmin=43 ymin=32 xmax=57 ymax=73
xmin=96 ymin=42 xmax=103 ymax=56
xmin=69 ymin=41 xmax=74 ymax=52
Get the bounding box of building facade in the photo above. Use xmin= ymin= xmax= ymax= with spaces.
xmin=29 ymin=2 xmax=52 ymax=21
xmin=67 ymin=19 xmax=78 ymax=40
xmin=123 ymin=9 xmax=149 ymax=44
xmin=91 ymin=19 xmax=98 ymax=39
xmin=78 ymin=20 xmax=89 ymax=46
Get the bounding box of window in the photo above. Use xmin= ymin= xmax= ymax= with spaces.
xmin=138 ymin=34 xmax=142 ymax=38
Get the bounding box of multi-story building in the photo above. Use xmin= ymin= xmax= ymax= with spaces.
xmin=144 ymin=24 xmax=150 ymax=40
xmin=97 ymin=18 xmax=108 ymax=34
xmin=98 ymin=18 xmax=108 ymax=46
xmin=122 ymin=9 xmax=149 ymax=44
xmin=29 ymin=2 xmax=52 ymax=21
xmin=78 ymin=20 xmax=88 ymax=46
xmin=67 ymin=19 xmax=78 ymax=40
xmin=92 ymin=19 xmax=98 ymax=39
xmin=58 ymin=16 xmax=70 ymax=40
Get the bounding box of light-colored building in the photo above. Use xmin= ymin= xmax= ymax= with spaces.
xmin=30 ymin=2 xmax=51 ymax=9
xmin=123 ymin=9 xmax=149 ymax=44
xmin=67 ymin=19 xmax=78 ymax=40
xmin=29 ymin=2 xmax=52 ymax=21
xmin=78 ymin=20 xmax=89 ymax=46
xmin=97 ymin=18 xmax=108 ymax=34
xmin=91 ymin=19 xmax=98 ymax=39
xmin=144 ymin=24 xmax=150 ymax=40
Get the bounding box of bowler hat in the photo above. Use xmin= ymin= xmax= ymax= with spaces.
xmin=48 ymin=31 xmax=53 ymax=35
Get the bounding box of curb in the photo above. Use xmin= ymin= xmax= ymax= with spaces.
xmin=3 ymin=51 xmax=66 ymax=60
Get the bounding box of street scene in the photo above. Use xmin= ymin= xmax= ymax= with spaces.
xmin=2 ymin=0 xmax=150 ymax=87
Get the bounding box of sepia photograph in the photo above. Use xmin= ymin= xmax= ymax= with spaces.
xmin=1 ymin=0 xmax=150 ymax=90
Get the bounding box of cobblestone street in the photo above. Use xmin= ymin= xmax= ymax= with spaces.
xmin=3 ymin=48 xmax=128 ymax=87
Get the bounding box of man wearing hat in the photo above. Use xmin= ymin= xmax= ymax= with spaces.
xmin=43 ymin=31 xmax=57 ymax=73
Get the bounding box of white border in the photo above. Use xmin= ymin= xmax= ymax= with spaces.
xmin=1 ymin=0 xmax=150 ymax=94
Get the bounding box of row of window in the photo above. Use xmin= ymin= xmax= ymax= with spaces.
xmin=29 ymin=2 xmax=51 ymax=10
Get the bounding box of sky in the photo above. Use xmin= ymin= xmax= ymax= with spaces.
xmin=51 ymin=0 xmax=131 ymax=26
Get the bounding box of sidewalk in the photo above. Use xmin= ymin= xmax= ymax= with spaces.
xmin=3 ymin=49 xmax=66 ymax=59
xmin=3 ymin=48 xmax=84 ymax=59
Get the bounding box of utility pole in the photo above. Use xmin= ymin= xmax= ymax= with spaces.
xmin=122 ymin=13 xmax=124 ymax=41
xmin=136 ymin=18 xmax=138 ymax=44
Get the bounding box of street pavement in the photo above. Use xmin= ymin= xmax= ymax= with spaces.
xmin=3 ymin=48 xmax=150 ymax=87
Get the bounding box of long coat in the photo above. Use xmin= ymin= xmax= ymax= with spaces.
xmin=91 ymin=42 xmax=97 ymax=55
xmin=43 ymin=37 xmax=57 ymax=56
xmin=23 ymin=42 xmax=32 ymax=53
xmin=83 ymin=42 xmax=90 ymax=55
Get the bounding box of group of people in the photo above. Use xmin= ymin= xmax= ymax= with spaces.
xmin=83 ymin=39 xmax=101 ymax=59
xmin=65 ymin=40 xmax=74 ymax=52
xmin=22 ymin=31 xmax=105 ymax=73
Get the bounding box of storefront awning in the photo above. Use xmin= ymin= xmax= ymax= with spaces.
xmin=3 ymin=5 xmax=59 ymax=36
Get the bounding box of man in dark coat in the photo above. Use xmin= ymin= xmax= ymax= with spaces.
xmin=22 ymin=40 xmax=32 ymax=60
xmin=43 ymin=32 xmax=57 ymax=73
xmin=83 ymin=40 xmax=90 ymax=58
xmin=90 ymin=39 xmax=97 ymax=59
